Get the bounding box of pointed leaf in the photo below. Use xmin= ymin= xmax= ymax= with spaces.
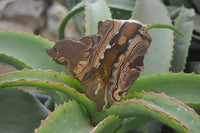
xmin=43 ymin=89 xmax=64 ymax=106
xmin=0 ymin=88 xmax=49 ymax=133
xmin=115 ymin=117 xmax=151 ymax=133
xmin=132 ymin=0 xmax=174 ymax=75
xmin=91 ymin=115 xmax=122 ymax=133
xmin=170 ymin=6 xmax=194 ymax=72
xmin=95 ymin=92 xmax=200 ymax=132
xmin=36 ymin=102 xmax=123 ymax=133
xmin=0 ymin=31 xmax=70 ymax=74
xmin=128 ymin=73 xmax=200 ymax=103
xmin=0 ymin=69 xmax=84 ymax=106
xmin=125 ymin=92 xmax=200 ymax=132
xmin=0 ymin=70 xmax=97 ymax=118
xmin=0 ymin=69 xmax=84 ymax=93
xmin=35 ymin=101 xmax=93 ymax=133
xmin=0 ymin=53 xmax=33 ymax=70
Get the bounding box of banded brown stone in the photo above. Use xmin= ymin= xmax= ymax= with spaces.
xmin=47 ymin=19 xmax=152 ymax=111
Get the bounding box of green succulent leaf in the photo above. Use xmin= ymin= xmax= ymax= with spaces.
xmin=0 ymin=69 xmax=84 ymax=93
xmin=115 ymin=117 xmax=152 ymax=133
xmin=167 ymin=6 xmax=200 ymax=34
xmin=0 ymin=69 xmax=84 ymax=106
xmin=91 ymin=115 xmax=122 ymax=133
xmin=132 ymin=0 xmax=174 ymax=75
xmin=44 ymin=97 xmax=55 ymax=111
xmin=0 ymin=53 xmax=33 ymax=70
xmin=85 ymin=0 xmax=112 ymax=35
xmin=36 ymin=101 xmax=123 ymax=133
xmin=170 ymin=6 xmax=194 ymax=72
xmin=0 ymin=69 xmax=97 ymax=118
xmin=0 ymin=31 xmax=70 ymax=74
xmin=128 ymin=73 xmax=200 ymax=103
xmin=35 ymin=101 xmax=93 ymax=133
xmin=126 ymin=92 xmax=200 ymax=132
xmin=95 ymin=92 xmax=200 ymax=133
xmin=44 ymin=89 xmax=64 ymax=106
xmin=0 ymin=88 xmax=49 ymax=133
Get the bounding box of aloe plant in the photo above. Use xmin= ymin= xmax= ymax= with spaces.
xmin=0 ymin=0 xmax=200 ymax=133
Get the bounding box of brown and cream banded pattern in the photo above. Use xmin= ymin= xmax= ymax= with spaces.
xmin=47 ymin=19 xmax=152 ymax=111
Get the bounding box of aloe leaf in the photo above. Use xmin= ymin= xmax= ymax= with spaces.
xmin=1 ymin=81 xmax=97 ymax=118
xmin=0 ymin=70 xmax=97 ymax=118
xmin=0 ymin=53 xmax=33 ymax=70
xmin=36 ymin=101 xmax=123 ymax=133
xmin=91 ymin=115 xmax=122 ymax=133
xmin=35 ymin=101 xmax=93 ymax=133
xmin=167 ymin=6 xmax=200 ymax=34
xmin=58 ymin=2 xmax=84 ymax=40
xmin=125 ymin=92 xmax=200 ymax=129
xmin=128 ymin=73 xmax=200 ymax=103
xmin=115 ymin=117 xmax=152 ymax=133
xmin=0 ymin=69 xmax=84 ymax=106
xmin=0 ymin=69 xmax=84 ymax=93
xmin=126 ymin=92 xmax=200 ymax=132
xmin=44 ymin=97 xmax=55 ymax=111
xmin=170 ymin=6 xmax=194 ymax=72
xmin=0 ymin=31 xmax=70 ymax=74
xmin=0 ymin=88 xmax=49 ymax=133
xmin=132 ymin=0 xmax=174 ymax=75
xmin=95 ymin=92 xmax=200 ymax=132
xmin=85 ymin=0 xmax=112 ymax=35
xmin=44 ymin=89 xmax=64 ymax=106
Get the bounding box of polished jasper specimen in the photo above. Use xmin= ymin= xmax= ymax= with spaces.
xmin=47 ymin=19 xmax=152 ymax=111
